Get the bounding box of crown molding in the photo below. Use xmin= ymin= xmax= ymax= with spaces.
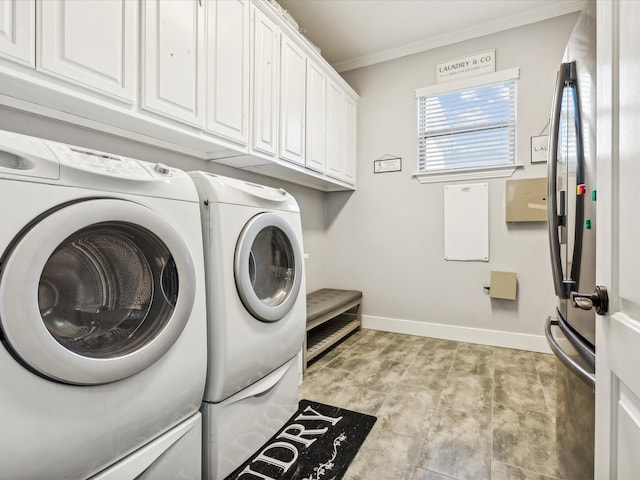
xmin=333 ymin=0 xmax=585 ymax=73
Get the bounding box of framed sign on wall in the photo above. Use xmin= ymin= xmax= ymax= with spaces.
xmin=373 ymin=155 xmax=402 ymax=173
xmin=531 ymin=135 xmax=549 ymax=163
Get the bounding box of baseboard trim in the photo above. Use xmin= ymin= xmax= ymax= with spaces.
xmin=362 ymin=315 xmax=552 ymax=354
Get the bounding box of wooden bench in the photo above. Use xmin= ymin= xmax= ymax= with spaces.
xmin=304 ymin=288 xmax=362 ymax=371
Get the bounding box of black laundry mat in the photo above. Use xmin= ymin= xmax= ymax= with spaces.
xmin=225 ymin=399 xmax=377 ymax=480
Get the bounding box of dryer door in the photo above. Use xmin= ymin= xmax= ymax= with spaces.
xmin=0 ymin=199 xmax=196 ymax=385
xmin=234 ymin=213 xmax=302 ymax=322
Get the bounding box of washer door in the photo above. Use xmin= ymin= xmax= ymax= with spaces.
xmin=0 ymin=199 xmax=196 ymax=385
xmin=234 ymin=213 xmax=302 ymax=322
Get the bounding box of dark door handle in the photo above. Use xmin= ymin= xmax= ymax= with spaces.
xmin=545 ymin=317 xmax=595 ymax=388
xmin=570 ymin=285 xmax=609 ymax=315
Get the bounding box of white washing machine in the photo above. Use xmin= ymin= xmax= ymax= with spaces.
xmin=189 ymin=172 xmax=306 ymax=479
xmin=0 ymin=130 xmax=207 ymax=479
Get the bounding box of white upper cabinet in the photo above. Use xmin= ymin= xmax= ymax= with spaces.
xmin=279 ymin=33 xmax=306 ymax=166
xmin=305 ymin=61 xmax=327 ymax=173
xmin=142 ymin=0 xmax=205 ymax=126
xmin=206 ymin=0 xmax=249 ymax=145
xmin=38 ymin=0 xmax=136 ymax=103
xmin=0 ymin=0 xmax=34 ymax=66
xmin=0 ymin=0 xmax=358 ymax=190
xmin=251 ymin=5 xmax=279 ymax=158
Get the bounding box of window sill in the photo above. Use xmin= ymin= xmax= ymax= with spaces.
xmin=413 ymin=164 xmax=523 ymax=184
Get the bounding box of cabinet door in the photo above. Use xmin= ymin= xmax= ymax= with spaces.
xmin=326 ymin=80 xmax=357 ymax=185
xmin=305 ymin=61 xmax=327 ymax=173
xmin=251 ymin=6 xmax=278 ymax=157
xmin=279 ymin=34 xmax=306 ymax=166
xmin=206 ymin=0 xmax=249 ymax=145
xmin=326 ymin=79 xmax=345 ymax=179
xmin=142 ymin=0 xmax=204 ymax=126
xmin=0 ymin=0 xmax=34 ymax=66
xmin=343 ymin=95 xmax=357 ymax=184
xmin=38 ymin=0 xmax=135 ymax=102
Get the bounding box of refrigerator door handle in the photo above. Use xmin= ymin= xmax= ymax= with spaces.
xmin=567 ymin=62 xmax=586 ymax=288
xmin=568 ymin=62 xmax=586 ymax=290
xmin=545 ymin=316 xmax=595 ymax=388
xmin=555 ymin=309 xmax=596 ymax=369
xmin=548 ymin=65 xmax=568 ymax=298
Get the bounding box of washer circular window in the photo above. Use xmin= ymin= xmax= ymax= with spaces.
xmin=234 ymin=213 xmax=302 ymax=322
xmin=39 ymin=223 xmax=178 ymax=358
xmin=0 ymin=198 xmax=196 ymax=385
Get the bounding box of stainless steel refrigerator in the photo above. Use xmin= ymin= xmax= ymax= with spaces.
xmin=544 ymin=2 xmax=600 ymax=478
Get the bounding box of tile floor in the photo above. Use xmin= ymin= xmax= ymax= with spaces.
xmin=299 ymin=328 xmax=560 ymax=480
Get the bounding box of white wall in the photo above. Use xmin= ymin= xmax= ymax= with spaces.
xmin=327 ymin=13 xmax=580 ymax=351
xmin=0 ymin=108 xmax=328 ymax=293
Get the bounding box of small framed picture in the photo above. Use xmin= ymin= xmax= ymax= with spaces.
xmin=373 ymin=157 xmax=402 ymax=173
xmin=531 ymin=135 xmax=548 ymax=164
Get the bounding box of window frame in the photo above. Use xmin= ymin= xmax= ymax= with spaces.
xmin=413 ymin=67 xmax=523 ymax=184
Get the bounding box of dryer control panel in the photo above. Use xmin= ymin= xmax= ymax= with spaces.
xmin=48 ymin=143 xmax=177 ymax=180
xmin=0 ymin=128 xmax=198 ymax=202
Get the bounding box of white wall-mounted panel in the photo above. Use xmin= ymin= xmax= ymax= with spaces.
xmin=444 ymin=183 xmax=489 ymax=261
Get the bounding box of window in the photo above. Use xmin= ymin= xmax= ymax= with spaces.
xmin=415 ymin=68 xmax=519 ymax=181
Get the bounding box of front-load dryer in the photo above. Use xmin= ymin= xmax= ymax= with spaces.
xmin=189 ymin=172 xmax=306 ymax=479
xmin=0 ymin=130 xmax=207 ymax=479
xmin=189 ymin=172 xmax=306 ymax=403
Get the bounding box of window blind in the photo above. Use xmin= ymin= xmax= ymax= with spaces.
xmin=416 ymin=69 xmax=518 ymax=172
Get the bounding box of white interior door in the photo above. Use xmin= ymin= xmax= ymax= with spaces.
xmin=595 ymin=1 xmax=640 ymax=477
